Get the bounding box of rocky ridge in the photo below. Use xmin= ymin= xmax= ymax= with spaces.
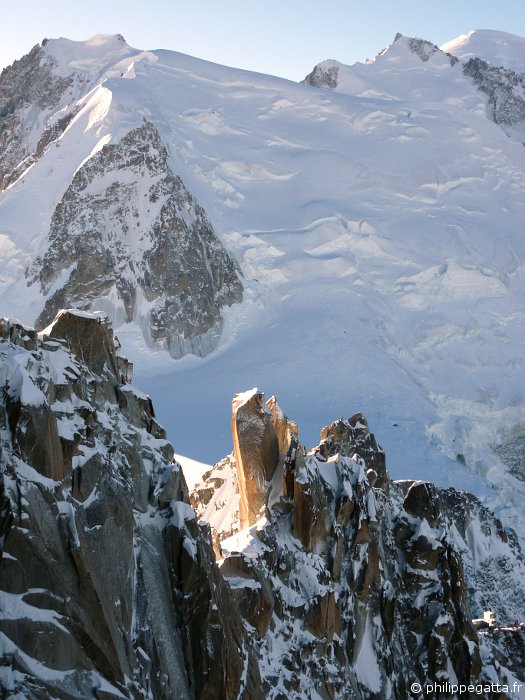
xmin=302 ymin=63 xmax=339 ymax=90
xmin=195 ymin=390 xmax=525 ymax=698
xmin=0 ymin=312 xmax=260 ymax=699
xmin=463 ymin=57 xmax=525 ymax=141
xmin=404 ymin=35 xmax=458 ymax=66
xmin=26 ymin=121 xmax=243 ymax=358
xmin=0 ymin=313 xmax=524 ymax=697
xmin=0 ymin=43 xmax=78 ymax=191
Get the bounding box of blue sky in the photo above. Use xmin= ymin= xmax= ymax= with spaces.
xmin=3 ymin=0 xmax=525 ymax=80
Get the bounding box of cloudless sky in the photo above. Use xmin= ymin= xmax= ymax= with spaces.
xmin=2 ymin=0 xmax=525 ymax=81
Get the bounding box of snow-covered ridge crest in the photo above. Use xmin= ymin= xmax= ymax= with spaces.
xmin=302 ymin=31 xmax=458 ymax=92
xmin=303 ymin=28 xmax=525 ymax=143
xmin=0 ymin=33 xmax=157 ymax=194
xmin=41 ymin=33 xmax=138 ymax=79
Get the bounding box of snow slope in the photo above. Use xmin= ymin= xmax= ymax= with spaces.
xmin=441 ymin=29 xmax=525 ymax=74
xmin=1 ymin=31 xmax=525 ymax=541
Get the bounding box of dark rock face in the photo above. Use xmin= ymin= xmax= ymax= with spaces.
xmin=0 ymin=314 xmax=260 ymax=699
xmin=479 ymin=624 xmax=525 ymax=682
xmin=394 ymin=480 xmax=525 ymax=625
xmin=317 ymin=413 xmax=388 ymax=492
xmin=406 ymin=36 xmax=458 ymax=66
xmin=267 ymin=394 xmax=298 ymax=457
xmin=302 ymin=63 xmax=339 ymax=90
xmin=0 ymin=44 xmax=78 ymax=190
xmin=49 ymin=309 xmax=121 ymax=381
xmin=27 ymin=122 xmax=243 ymax=358
xmin=220 ymin=553 xmax=275 ymax=638
xmin=463 ymin=57 xmax=525 ymax=136
xmin=492 ymin=425 xmax=525 ymax=482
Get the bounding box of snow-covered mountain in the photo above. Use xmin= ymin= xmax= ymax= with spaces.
xmin=1 ymin=31 xmax=525 ymax=564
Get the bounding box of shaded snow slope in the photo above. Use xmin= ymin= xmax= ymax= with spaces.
xmin=2 ymin=32 xmax=525 ymax=542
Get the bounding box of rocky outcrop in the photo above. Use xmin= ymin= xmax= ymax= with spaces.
xmin=27 ymin=121 xmax=243 ymax=359
xmin=316 ymin=413 xmax=389 ymax=492
xmin=229 ymin=391 xmax=301 ymax=530
xmin=302 ymin=63 xmax=339 ymax=90
xmin=191 ymin=395 xmax=299 ymax=542
xmin=46 ymin=308 xmax=121 ymax=381
xmin=0 ymin=43 xmax=79 ymax=191
xmin=463 ymin=56 xmax=525 ymax=139
xmin=400 ymin=34 xmax=458 ymax=66
xmin=0 ymin=313 xmax=261 ymax=699
xmin=266 ymin=395 xmax=298 ymax=456
xmin=231 ymin=389 xmax=279 ymax=528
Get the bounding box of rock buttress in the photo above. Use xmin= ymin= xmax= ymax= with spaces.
xmin=0 ymin=312 xmax=261 ymax=699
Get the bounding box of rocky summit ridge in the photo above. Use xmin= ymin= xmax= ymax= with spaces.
xmin=0 ymin=311 xmax=523 ymax=699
